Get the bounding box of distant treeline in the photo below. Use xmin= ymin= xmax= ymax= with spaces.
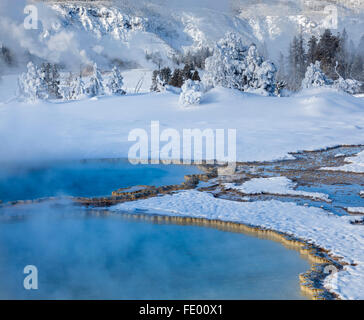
xmin=278 ymin=29 xmax=364 ymax=91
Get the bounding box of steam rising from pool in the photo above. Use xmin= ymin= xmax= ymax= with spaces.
xmin=0 ymin=161 xmax=309 ymax=299
xmin=0 ymin=159 xmax=200 ymax=202
xmin=0 ymin=201 xmax=309 ymax=299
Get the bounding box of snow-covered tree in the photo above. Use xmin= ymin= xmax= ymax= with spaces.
xmin=179 ymin=80 xmax=204 ymax=106
xmin=333 ymin=77 xmax=361 ymax=95
xmin=17 ymin=62 xmax=48 ymax=102
xmin=203 ymin=33 xmax=277 ymax=95
xmin=203 ymin=32 xmax=247 ymax=90
xmin=151 ymin=71 xmax=166 ymax=92
xmin=253 ymin=61 xmax=277 ymax=95
xmin=87 ymin=63 xmax=104 ymax=97
xmin=40 ymin=63 xmax=61 ymax=99
xmin=302 ymin=61 xmax=333 ymax=89
xmin=108 ymin=66 xmax=126 ymax=95
xmin=242 ymin=44 xmax=277 ymax=95
xmin=69 ymin=75 xmax=86 ymax=100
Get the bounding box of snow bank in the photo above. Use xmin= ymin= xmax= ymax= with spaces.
xmin=347 ymin=207 xmax=364 ymax=214
xmin=110 ymin=190 xmax=364 ymax=300
xmin=1 ymin=87 xmax=364 ymax=164
xmin=322 ymin=150 xmax=364 ymax=173
xmin=224 ymin=177 xmax=330 ymax=201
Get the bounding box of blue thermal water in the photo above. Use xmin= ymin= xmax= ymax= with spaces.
xmin=0 ymin=202 xmax=309 ymax=300
xmin=0 ymin=161 xmax=310 ymax=299
xmin=0 ymin=160 xmax=200 ymax=202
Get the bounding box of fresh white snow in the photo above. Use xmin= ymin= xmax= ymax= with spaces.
xmin=224 ymin=176 xmax=330 ymax=201
xmin=347 ymin=207 xmax=364 ymax=214
xmin=110 ymin=190 xmax=364 ymax=300
xmin=1 ymin=85 xmax=364 ymax=164
xmin=321 ymin=150 xmax=364 ymax=173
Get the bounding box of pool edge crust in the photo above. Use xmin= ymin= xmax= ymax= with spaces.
xmin=72 ymin=164 xmax=347 ymax=300
xmin=93 ymin=210 xmax=344 ymax=300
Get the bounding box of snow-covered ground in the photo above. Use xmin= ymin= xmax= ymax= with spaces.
xmin=321 ymin=150 xmax=364 ymax=173
xmin=346 ymin=207 xmax=364 ymax=214
xmin=1 ymin=82 xmax=364 ymax=164
xmin=224 ymin=176 xmax=330 ymax=202
xmin=110 ymin=190 xmax=364 ymax=300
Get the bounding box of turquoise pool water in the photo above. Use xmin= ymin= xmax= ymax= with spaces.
xmin=0 ymin=161 xmax=310 ymax=300
xmin=0 ymin=160 xmax=200 ymax=202
xmin=0 ymin=201 xmax=309 ymax=300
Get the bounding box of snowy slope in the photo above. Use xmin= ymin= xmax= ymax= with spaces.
xmin=2 ymin=0 xmax=364 ymax=70
xmin=1 ymin=86 xmax=364 ymax=164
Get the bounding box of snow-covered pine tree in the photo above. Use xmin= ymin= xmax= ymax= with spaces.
xmin=288 ymin=34 xmax=306 ymax=91
xmin=302 ymin=61 xmax=333 ymax=89
xmin=108 ymin=66 xmax=126 ymax=95
xmin=87 ymin=63 xmax=104 ymax=97
xmin=203 ymin=32 xmax=247 ymax=90
xmin=69 ymin=74 xmax=86 ymax=100
xmin=307 ymin=35 xmax=318 ymax=66
xmin=17 ymin=61 xmax=48 ymax=102
xmin=151 ymin=70 xmax=166 ymax=92
xmin=40 ymin=63 xmax=61 ymax=99
xmin=169 ymin=68 xmax=184 ymax=88
xmin=179 ymin=79 xmax=205 ymax=106
xmin=182 ymin=63 xmax=193 ymax=81
xmin=151 ymin=67 xmax=172 ymax=92
xmin=254 ymin=60 xmax=277 ymax=96
xmin=333 ymin=77 xmax=361 ymax=94
xmin=203 ymin=33 xmax=277 ymax=95
xmin=351 ymin=54 xmax=363 ymax=82
xmin=276 ymin=52 xmax=286 ymax=83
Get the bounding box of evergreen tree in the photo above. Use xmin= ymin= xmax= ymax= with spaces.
xmin=276 ymin=52 xmax=286 ymax=82
xmin=169 ymin=68 xmax=184 ymax=88
xmin=0 ymin=45 xmax=14 ymax=66
xmin=87 ymin=63 xmax=104 ymax=97
xmin=17 ymin=62 xmax=48 ymax=102
xmin=203 ymin=32 xmax=248 ymax=90
xmin=40 ymin=63 xmax=61 ymax=99
xmin=182 ymin=63 xmax=193 ymax=81
xmin=315 ymin=29 xmax=340 ymax=79
xmin=307 ymin=35 xmax=318 ymax=66
xmin=351 ymin=54 xmax=363 ymax=82
xmin=191 ymin=70 xmax=201 ymax=81
xmin=151 ymin=68 xmax=171 ymax=92
xmin=203 ymin=33 xmax=277 ymax=95
xmin=302 ymin=61 xmax=333 ymax=89
xmin=336 ymin=29 xmax=350 ymax=79
xmin=108 ymin=66 xmax=126 ymax=95
xmin=288 ymin=34 xmax=306 ymax=91
xmin=159 ymin=67 xmax=172 ymax=84
xmin=70 ymin=74 xmax=86 ymax=100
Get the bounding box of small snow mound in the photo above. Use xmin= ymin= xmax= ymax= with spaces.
xmin=224 ymin=176 xmax=330 ymax=201
xmin=179 ymin=80 xmax=205 ymax=106
xmin=346 ymin=207 xmax=364 ymax=214
xmin=321 ymin=151 xmax=364 ymax=173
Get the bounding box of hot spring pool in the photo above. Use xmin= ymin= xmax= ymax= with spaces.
xmin=0 ymin=202 xmax=310 ymax=300
xmin=0 ymin=159 xmax=200 ymax=202
xmin=0 ymin=160 xmax=310 ymax=299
